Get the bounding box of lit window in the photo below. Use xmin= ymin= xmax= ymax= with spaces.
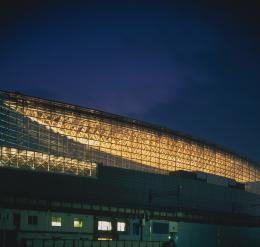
xmin=117 ymin=222 xmax=126 ymax=232
xmin=97 ymin=237 xmax=112 ymax=241
xmin=51 ymin=216 xmax=61 ymax=227
xmin=98 ymin=221 xmax=112 ymax=231
xmin=74 ymin=218 xmax=83 ymax=228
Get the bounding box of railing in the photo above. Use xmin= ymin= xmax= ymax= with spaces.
xmin=22 ymin=239 xmax=165 ymax=247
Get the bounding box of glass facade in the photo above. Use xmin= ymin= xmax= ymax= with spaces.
xmin=0 ymin=92 xmax=97 ymax=177
xmin=0 ymin=91 xmax=259 ymax=183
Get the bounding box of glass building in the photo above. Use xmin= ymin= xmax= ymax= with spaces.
xmin=0 ymin=90 xmax=259 ymax=183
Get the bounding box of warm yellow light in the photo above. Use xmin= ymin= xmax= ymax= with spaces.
xmin=73 ymin=218 xmax=83 ymax=228
xmin=0 ymin=146 xmax=97 ymax=177
xmin=3 ymin=98 xmax=260 ymax=183
xmin=97 ymin=238 xmax=112 ymax=241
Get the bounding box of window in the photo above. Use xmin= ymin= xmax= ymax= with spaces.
xmin=98 ymin=221 xmax=112 ymax=231
xmin=117 ymin=222 xmax=126 ymax=232
xmin=97 ymin=237 xmax=112 ymax=241
xmin=133 ymin=223 xmax=140 ymax=235
xmin=13 ymin=213 xmax=20 ymax=227
xmin=28 ymin=216 xmax=38 ymax=225
xmin=152 ymin=222 xmax=169 ymax=234
xmin=74 ymin=218 xmax=83 ymax=228
xmin=51 ymin=216 xmax=62 ymax=227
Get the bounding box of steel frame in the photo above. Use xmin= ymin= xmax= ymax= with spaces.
xmin=0 ymin=91 xmax=259 ymax=182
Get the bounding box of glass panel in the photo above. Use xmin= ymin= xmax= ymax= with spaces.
xmin=73 ymin=218 xmax=83 ymax=228
xmin=0 ymin=91 xmax=259 ymax=183
xmin=117 ymin=222 xmax=126 ymax=232
xmin=51 ymin=216 xmax=61 ymax=227
xmin=98 ymin=221 xmax=112 ymax=231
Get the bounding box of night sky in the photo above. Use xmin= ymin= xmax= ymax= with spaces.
xmin=1 ymin=1 xmax=260 ymax=163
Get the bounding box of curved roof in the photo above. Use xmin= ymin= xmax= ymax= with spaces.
xmin=0 ymin=91 xmax=260 ymax=182
xmin=2 ymin=90 xmax=257 ymax=166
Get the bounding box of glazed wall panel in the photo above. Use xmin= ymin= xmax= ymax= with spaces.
xmin=0 ymin=91 xmax=259 ymax=183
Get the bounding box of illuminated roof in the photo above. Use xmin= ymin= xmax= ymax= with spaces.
xmin=0 ymin=90 xmax=259 ymax=183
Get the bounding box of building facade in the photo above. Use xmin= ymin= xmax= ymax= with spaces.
xmin=1 ymin=91 xmax=260 ymax=247
xmin=1 ymin=91 xmax=260 ymax=182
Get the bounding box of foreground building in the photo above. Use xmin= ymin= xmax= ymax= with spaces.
xmin=1 ymin=90 xmax=260 ymax=247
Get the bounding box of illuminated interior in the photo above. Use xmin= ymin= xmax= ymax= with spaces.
xmin=98 ymin=221 xmax=112 ymax=231
xmin=97 ymin=238 xmax=113 ymax=241
xmin=117 ymin=222 xmax=126 ymax=232
xmin=74 ymin=218 xmax=83 ymax=228
xmin=51 ymin=216 xmax=62 ymax=227
xmin=0 ymin=146 xmax=97 ymax=176
xmin=0 ymin=91 xmax=259 ymax=183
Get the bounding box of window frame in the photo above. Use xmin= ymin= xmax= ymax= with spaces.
xmin=98 ymin=220 xmax=112 ymax=231
xmin=117 ymin=221 xmax=126 ymax=232
xmin=73 ymin=217 xmax=83 ymax=228
xmin=51 ymin=216 xmax=62 ymax=227
xmin=28 ymin=215 xmax=38 ymax=225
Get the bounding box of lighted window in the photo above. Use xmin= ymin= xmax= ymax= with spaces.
xmin=51 ymin=216 xmax=61 ymax=227
xmin=97 ymin=237 xmax=112 ymax=241
xmin=117 ymin=222 xmax=126 ymax=232
xmin=98 ymin=221 xmax=112 ymax=231
xmin=74 ymin=218 xmax=83 ymax=228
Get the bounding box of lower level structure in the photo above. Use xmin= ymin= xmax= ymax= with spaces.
xmin=1 ymin=164 xmax=260 ymax=247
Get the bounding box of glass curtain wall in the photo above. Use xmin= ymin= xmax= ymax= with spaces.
xmin=0 ymin=92 xmax=97 ymax=177
xmin=0 ymin=91 xmax=259 ymax=183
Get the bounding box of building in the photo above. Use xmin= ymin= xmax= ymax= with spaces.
xmin=1 ymin=90 xmax=260 ymax=247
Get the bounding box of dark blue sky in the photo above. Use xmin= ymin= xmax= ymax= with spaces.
xmin=1 ymin=1 xmax=260 ymax=163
